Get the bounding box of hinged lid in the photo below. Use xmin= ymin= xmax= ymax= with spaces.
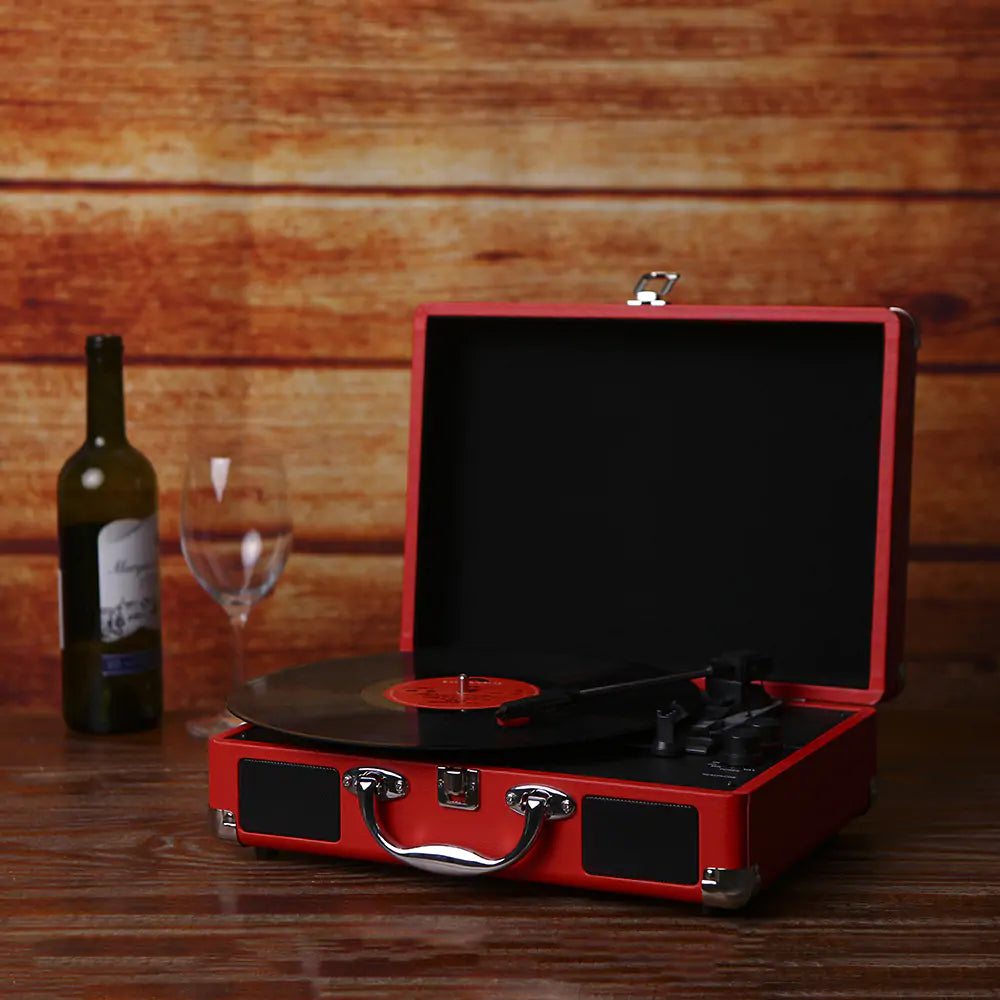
xmin=401 ymin=299 xmax=917 ymax=707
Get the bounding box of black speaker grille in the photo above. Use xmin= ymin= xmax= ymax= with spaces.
xmin=238 ymin=758 xmax=341 ymax=843
xmin=582 ymin=796 xmax=699 ymax=885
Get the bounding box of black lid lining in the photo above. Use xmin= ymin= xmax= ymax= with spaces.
xmin=413 ymin=315 xmax=884 ymax=690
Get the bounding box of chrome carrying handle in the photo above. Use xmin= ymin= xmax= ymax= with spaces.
xmin=342 ymin=767 xmax=575 ymax=877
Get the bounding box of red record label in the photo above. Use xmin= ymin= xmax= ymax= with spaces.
xmin=383 ymin=675 xmax=540 ymax=710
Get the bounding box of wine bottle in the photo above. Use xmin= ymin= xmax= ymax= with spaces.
xmin=57 ymin=335 xmax=163 ymax=733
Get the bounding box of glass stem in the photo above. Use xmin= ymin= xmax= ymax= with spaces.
xmin=228 ymin=608 xmax=250 ymax=690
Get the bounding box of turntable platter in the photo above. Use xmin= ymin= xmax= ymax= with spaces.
xmin=226 ymin=647 xmax=687 ymax=751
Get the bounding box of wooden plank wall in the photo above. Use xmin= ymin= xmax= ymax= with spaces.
xmin=1 ymin=0 xmax=997 ymax=711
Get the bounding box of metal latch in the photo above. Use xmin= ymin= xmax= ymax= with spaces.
xmin=627 ymin=271 xmax=680 ymax=306
xmin=437 ymin=766 xmax=480 ymax=810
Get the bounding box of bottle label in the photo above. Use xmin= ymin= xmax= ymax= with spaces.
xmin=97 ymin=516 xmax=161 ymax=642
xmin=101 ymin=647 xmax=161 ymax=678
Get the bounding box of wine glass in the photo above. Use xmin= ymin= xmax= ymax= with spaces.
xmin=180 ymin=445 xmax=293 ymax=737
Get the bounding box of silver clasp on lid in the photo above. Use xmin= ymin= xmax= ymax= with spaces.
xmin=627 ymin=271 xmax=680 ymax=306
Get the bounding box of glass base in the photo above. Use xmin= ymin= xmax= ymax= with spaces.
xmin=186 ymin=709 xmax=244 ymax=739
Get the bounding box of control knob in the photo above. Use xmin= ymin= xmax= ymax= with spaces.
xmin=722 ymin=726 xmax=764 ymax=767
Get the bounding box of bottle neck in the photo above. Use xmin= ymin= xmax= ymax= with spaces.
xmin=86 ymin=349 xmax=127 ymax=445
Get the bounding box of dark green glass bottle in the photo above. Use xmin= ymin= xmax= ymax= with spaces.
xmin=57 ymin=336 xmax=163 ymax=733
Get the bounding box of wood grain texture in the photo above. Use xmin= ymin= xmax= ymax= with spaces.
xmin=0 ymin=662 xmax=998 ymax=999
xmin=1 ymin=553 xmax=995 ymax=710
xmin=910 ymin=373 xmax=1000 ymax=547
xmin=1 ymin=0 xmax=995 ymax=706
xmin=0 ymin=554 xmax=402 ymax=710
xmin=1 ymin=191 xmax=997 ymax=365
xmin=1 ymin=0 xmax=998 ymax=190
xmin=1 ymin=364 xmax=996 ymax=548
xmin=905 ymin=562 xmax=1000 ymax=664
xmin=0 ymin=364 xmax=410 ymax=543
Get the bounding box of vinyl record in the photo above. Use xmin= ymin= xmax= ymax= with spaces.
xmin=227 ymin=647 xmax=688 ymax=751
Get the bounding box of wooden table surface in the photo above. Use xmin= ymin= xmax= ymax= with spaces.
xmin=2 ymin=663 xmax=998 ymax=1000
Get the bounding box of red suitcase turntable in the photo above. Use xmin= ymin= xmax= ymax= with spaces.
xmin=208 ymin=273 xmax=918 ymax=909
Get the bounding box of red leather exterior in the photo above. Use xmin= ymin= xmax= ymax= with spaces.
xmin=207 ymin=301 xmax=908 ymax=904
xmin=208 ymin=709 xmax=875 ymax=902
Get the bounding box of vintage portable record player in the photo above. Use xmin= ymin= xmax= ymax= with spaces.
xmin=207 ymin=273 xmax=918 ymax=909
